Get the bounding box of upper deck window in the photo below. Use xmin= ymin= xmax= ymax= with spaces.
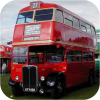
xmin=34 ymin=9 xmax=53 ymax=22
xmin=91 ymin=26 xmax=95 ymax=35
xmin=86 ymin=24 xmax=91 ymax=34
xmin=73 ymin=17 xmax=80 ymax=29
xmin=17 ymin=11 xmax=33 ymax=24
xmin=64 ymin=12 xmax=73 ymax=26
xmin=55 ymin=10 xmax=63 ymax=23
xmin=80 ymin=21 xmax=86 ymax=32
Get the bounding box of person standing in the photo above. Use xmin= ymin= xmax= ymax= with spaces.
xmin=2 ymin=62 xmax=7 ymax=75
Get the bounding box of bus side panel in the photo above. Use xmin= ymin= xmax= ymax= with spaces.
xmin=66 ymin=62 xmax=81 ymax=87
xmin=54 ymin=22 xmax=96 ymax=49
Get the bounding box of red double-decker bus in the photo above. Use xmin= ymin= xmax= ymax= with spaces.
xmin=8 ymin=1 xmax=97 ymax=99
xmin=0 ymin=45 xmax=11 ymax=72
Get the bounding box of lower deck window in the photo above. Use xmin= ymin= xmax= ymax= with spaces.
xmin=89 ymin=52 xmax=93 ymax=61
xmin=67 ymin=50 xmax=75 ymax=62
xmin=46 ymin=50 xmax=64 ymax=62
xmin=76 ymin=51 xmax=82 ymax=61
xmin=83 ymin=52 xmax=88 ymax=61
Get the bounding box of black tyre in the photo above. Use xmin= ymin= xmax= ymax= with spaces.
xmin=50 ymin=78 xmax=64 ymax=99
xmin=11 ymin=86 xmax=24 ymax=97
xmin=88 ymin=71 xmax=94 ymax=86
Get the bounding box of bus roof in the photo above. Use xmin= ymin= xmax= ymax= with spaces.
xmin=0 ymin=45 xmax=11 ymax=49
xmin=19 ymin=1 xmax=94 ymax=27
xmin=0 ymin=45 xmax=11 ymax=52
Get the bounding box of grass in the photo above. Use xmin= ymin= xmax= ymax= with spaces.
xmin=1 ymin=73 xmax=99 ymax=99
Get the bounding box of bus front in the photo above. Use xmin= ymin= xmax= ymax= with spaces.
xmin=9 ymin=1 xmax=66 ymax=97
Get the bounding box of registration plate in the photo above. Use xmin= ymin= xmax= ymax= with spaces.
xmin=24 ymin=88 xmax=36 ymax=92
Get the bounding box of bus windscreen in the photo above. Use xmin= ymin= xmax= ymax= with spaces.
xmin=34 ymin=9 xmax=53 ymax=22
xmin=17 ymin=11 xmax=33 ymax=24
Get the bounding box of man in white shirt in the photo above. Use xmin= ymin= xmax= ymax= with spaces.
xmin=2 ymin=62 xmax=7 ymax=75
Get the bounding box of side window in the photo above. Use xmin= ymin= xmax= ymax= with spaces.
xmin=89 ymin=52 xmax=93 ymax=61
xmin=80 ymin=21 xmax=86 ymax=32
xmin=73 ymin=17 xmax=80 ymax=29
xmin=67 ymin=50 xmax=75 ymax=62
xmin=83 ymin=52 xmax=88 ymax=61
xmin=86 ymin=24 xmax=91 ymax=34
xmin=46 ymin=50 xmax=64 ymax=62
xmin=55 ymin=10 xmax=63 ymax=23
xmin=64 ymin=12 xmax=73 ymax=26
xmin=91 ymin=26 xmax=95 ymax=35
xmin=76 ymin=51 xmax=82 ymax=61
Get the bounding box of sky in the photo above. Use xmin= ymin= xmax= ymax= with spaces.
xmin=0 ymin=0 xmax=100 ymax=46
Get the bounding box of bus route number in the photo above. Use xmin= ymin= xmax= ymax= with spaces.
xmin=31 ymin=2 xmax=39 ymax=9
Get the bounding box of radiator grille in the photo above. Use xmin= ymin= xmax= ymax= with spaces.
xmin=30 ymin=67 xmax=36 ymax=88
xmin=22 ymin=65 xmax=38 ymax=92
xmin=22 ymin=67 xmax=29 ymax=88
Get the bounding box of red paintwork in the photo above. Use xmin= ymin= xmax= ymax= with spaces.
xmin=0 ymin=45 xmax=11 ymax=72
xmin=11 ymin=1 xmax=96 ymax=88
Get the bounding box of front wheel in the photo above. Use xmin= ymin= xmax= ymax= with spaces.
xmin=50 ymin=78 xmax=64 ymax=99
xmin=11 ymin=86 xmax=24 ymax=97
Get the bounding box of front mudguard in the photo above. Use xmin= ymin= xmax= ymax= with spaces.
xmin=47 ymin=77 xmax=56 ymax=87
xmin=46 ymin=72 xmax=66 ymax=88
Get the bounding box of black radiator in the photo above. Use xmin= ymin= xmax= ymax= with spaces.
xmin=22 ymin=65 xmax=38 ymax=92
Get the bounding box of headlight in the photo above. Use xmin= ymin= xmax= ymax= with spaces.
xmin=40 ymin=76 xmax=45 ymax=81
xmin=15 ymin=76 xmax=19 ymax=81
xmin=24 ymin=24 xmax=41 ymax=35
